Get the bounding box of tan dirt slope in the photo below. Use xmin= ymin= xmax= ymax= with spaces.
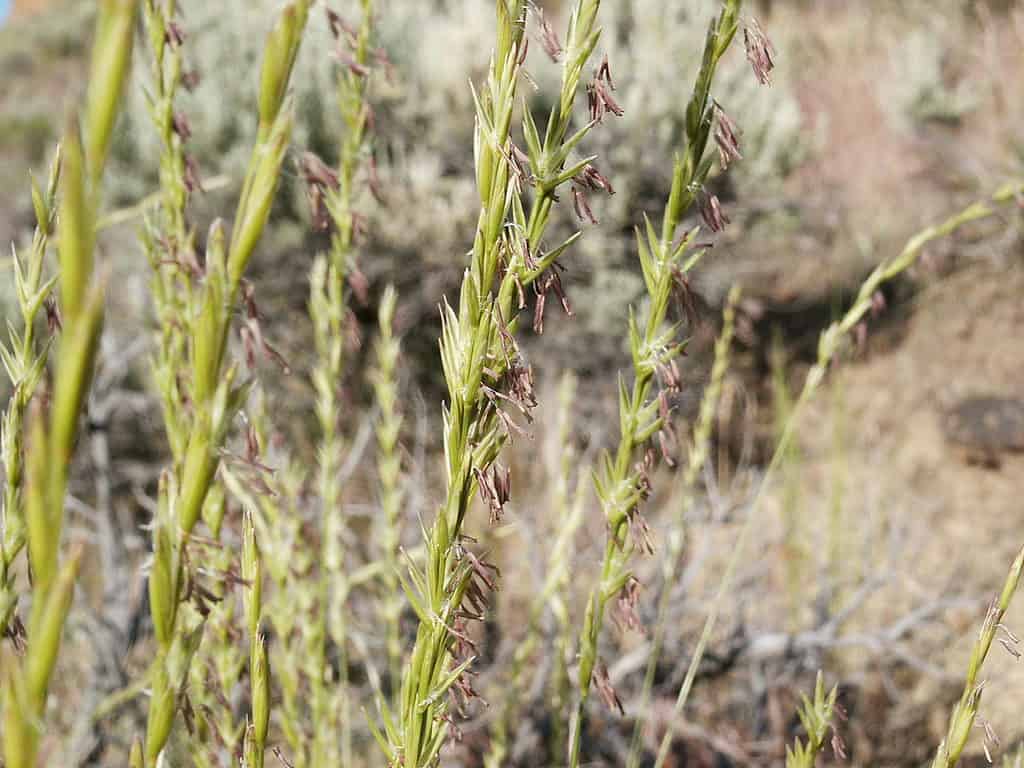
xmin=795 ymin=255 xmax=1024 ymax=759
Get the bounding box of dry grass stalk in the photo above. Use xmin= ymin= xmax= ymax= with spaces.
xmin=771 ymin=329 xmax=806 ymax=630
xmin=140 ymin=4 xmax=244 ymax=761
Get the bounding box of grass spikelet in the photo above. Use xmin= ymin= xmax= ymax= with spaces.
xmin=786 ymin=671 xmax=843 ymax=768
xmin=371 ymin=283 xmax=406 ymax=698
xmin=932 ymin=546 xmax=1024 ymax=768
xmin=0 ymin=146 xmax=60 ymax=638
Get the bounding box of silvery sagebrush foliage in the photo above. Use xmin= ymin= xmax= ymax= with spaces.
xmin=880 ymin=0 xmax=978 ymax=128
xmin=140 ymin=2 xmax=312 ymax=765
xmin=0 ymin=1 xmax=137 ymax=766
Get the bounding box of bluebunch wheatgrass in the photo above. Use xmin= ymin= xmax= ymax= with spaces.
xmin=931 ymin=546 xmax=1024 ymax=767
xmin=547 ymin=484 xmax=590 ymax=764
xmin=144 ymin=471 xmax=204 ymax=765
xmin=242 ymin=511 xmax=270 ymax=768
xmin=485 ymin=371 xmax=587 ymax=768
xmin=304 ymin=2 xmax=379 ymax=764
xmin=654 ymin=179 xmax=1024 ymax=768
xmin=154 ymin=87 xmax=251 ymax=741
xmin=130 ymin=739 xmax=145 ymax=768
xmin=379 ymin=2 xmax=608 ymax=764
xmin=545 ymin=374 xmax=590 ymax=765
xmin=0 ymin=147 xmax=61 ymax=640
xmin=142 ymin=4 xmax=312 ymax=764
xmin=625 ymin=284 xmax=739 ymax=768
xmin=185 ymin=503 xmax=256 ymax=767
xmin=218 ymin=4 xmax=385 ymax=764
xmin=370 ymin=283 xmax=406 ymax=697
xmin=220 ymin=387 xmax=313 ymax=765
xmin=0 ymin=3 xmax=137 ymax=766
xmin=568 ymin=3 xmax=743 ymax=766
xmin=175 ymin=0 xmax=312 ymax=532
xmin=786 ymin=671 xmax=842 ymax=768
xmin=141 ymin=0 xmax=199 ymax=468
xmin=1 ymin=5 xmax=1017 ymax=766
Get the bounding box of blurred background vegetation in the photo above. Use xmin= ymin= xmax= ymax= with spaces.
xmin=1 ymin=0 xmax=1023 ymax=765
